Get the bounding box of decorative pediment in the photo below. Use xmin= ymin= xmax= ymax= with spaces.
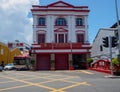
xmin=47 ymin=1 xmax=74 ymax=7
xmin=54 ymin=28 xmax=68 ymax=32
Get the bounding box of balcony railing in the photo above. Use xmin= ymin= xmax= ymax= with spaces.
xmin=32 ymin=43 xmax=90 ymax=50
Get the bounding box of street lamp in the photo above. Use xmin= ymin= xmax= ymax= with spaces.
xmin=115 ymin=0 xmax=120 ymax=55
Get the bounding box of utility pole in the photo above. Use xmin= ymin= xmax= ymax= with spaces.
xmin=115 ymin=0 xmax=120 ymax=56
xmin=109 ymin=36 xmax=113 ymax=75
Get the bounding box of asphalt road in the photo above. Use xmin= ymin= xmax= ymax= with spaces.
xmin=0 ymin=70 xmax=120 ymax=92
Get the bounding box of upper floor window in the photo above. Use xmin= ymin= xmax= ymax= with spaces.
xmin=100 ymin=45 xmax=103 ymax=51
xmin=55 ymin=18 xmax=67 ymax=26
xmin=38 ymin=17 xmax=45 ymax=26
xmin=38 ymin=34 xmax=45 ymax=44
xmin=77 ymin=34 xmax=84 ymax=43
xmin=0 ymin=49 xmax=4 ymax=55
xmin=55 ymin=33 xmax=68 ymax=43
xmin=76 ymin=18 xmax=83 ymax=26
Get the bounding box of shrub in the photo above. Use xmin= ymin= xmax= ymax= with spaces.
xmin=112 ymin=58 xmax=120 ymax=66
xmin=87 ymin=58 xmax=93 ymax=64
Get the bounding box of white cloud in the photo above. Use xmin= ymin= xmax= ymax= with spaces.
xmin=0 ymin=0 xmax=39 ymax=44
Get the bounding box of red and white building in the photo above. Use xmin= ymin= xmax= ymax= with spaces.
xmin=31 ymin=1 xmax=91 ymax=70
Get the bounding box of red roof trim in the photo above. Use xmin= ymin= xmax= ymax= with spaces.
xmin=54 ymin=28 xmax=68 ymax=32
xmin=47 ymin=1 xmax=74 ymax=7
xmin=31 ymin=9 xmax=90 ymax=12
xmin=32 ymin=5 xmax=88 ymax=9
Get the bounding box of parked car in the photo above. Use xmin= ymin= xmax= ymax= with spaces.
xmin=4 ymin=63 xmax=16 ymax=70
xmin=0 ymin=66 xmax=3 ymax=72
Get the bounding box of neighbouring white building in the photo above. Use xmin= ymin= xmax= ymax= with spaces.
xmin=31 ymin=1 xmax=91 ymax=70
xmin=91 ymin=20 xmax=120 ymax=62
xmin=8 ymin=41 xmax=30 ymax=52
xmin=91 ymin=28 xmax=117 ymax=62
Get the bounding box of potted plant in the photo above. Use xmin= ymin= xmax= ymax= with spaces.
xmin=69 ymin=60 xmax=74 ymax=70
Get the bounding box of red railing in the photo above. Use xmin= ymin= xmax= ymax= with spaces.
xmin=31 ymin=43 xmax=89 ymax=49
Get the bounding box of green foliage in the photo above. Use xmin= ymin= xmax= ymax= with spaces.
xmin=87 ymin=58 xmax=93 ymax=64
xmin=112 ymin=58 xmax=120 ymax=65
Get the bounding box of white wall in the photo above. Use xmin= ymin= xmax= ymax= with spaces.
xmin=91 ymin=28 xmax=117 ymax=60
xmin=32 ymin=6 xmax=89 ymax=44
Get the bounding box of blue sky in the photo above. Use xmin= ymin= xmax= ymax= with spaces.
xmin=40 ymin=0 xmax=120 ymax=43
xmin=0 ymin=0 xmax=120 ymax=44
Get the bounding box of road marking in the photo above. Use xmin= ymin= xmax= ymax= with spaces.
xmin=51 ymin=90 xmax=66 ymax=92
xmin=1 ymin=76 xmax=57 ymax=91
xmin=58 ymin=82 xmax=90 ymax=91
xmin=60 ymin=79 xmax=79 ymax=84
xmin=0 ymin=81 xmax=15 ymax=84
xmin=0 ymin=85 xmax=30 ymax=91
xmin=0 ymin=71 xmax=91 ymax=92
xmin=54 ymin=70 xmax=94 ymax=75
xmin=79 ymin=70 xmax=94 ymax=74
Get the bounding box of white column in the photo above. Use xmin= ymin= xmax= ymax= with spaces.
xmin=71 ymin=16 xmax=76 ymax=42
xmin=84 ymin=16 xmax=89 ymax=43
xmin=33 ymin=15 xmax=37 ymax=43
xmin=64 ymin=33 xmax=65 ymax=43
xmin=67 ymin=16 xmax=72 ymax=42
xmin=46 ymin=15 xmax=51 ymax=42
xmin=68 ymin=15 xmax=76 ymax=43
xmin=51 ymin=16 xmax=55 ymax=43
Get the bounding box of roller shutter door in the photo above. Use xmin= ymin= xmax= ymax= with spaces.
xmin=36 ymin=54 xmax=50 ymax=70
xmin=55 ymin=54 xmax=68 ymax=70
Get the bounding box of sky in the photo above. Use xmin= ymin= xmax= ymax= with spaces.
xmin=0 ymin=0 xmax=120 ymax=45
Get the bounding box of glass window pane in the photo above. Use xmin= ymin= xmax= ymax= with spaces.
xmin=77 ymin=34 xmax=84 ymax=43
xmin=39 ymin=17 xmax=45 ymax=26
xmin=38 ymin=34 xmax=45 ymax=44
xmin=76 ymin=18 xmax=83 ymax=26
xmin=55 ymin=18 xmax=66 ymax=26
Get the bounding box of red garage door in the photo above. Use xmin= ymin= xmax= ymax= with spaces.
xmin=36 ymin=54 xmax=50 ymax=70
xmin=55 ymin=54 xmax=69 ymax=70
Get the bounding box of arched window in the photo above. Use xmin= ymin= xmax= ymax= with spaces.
xmin=76 ymin=18 xmax=83 ymax=26
xmin=77 ymin=34 xmax=84 ymax=43
xmin=55 ymin=18 xmax=67 ymax=26
xmin=38 ymin=34 xmax=45 ymax=44
xmin=38 ymin=17 xmax=45 ymax=26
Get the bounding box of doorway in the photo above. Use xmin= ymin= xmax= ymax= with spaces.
xmin=72 ymin=54 xmax=87 ymax=69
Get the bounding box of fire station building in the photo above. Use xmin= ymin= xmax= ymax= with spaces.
xmin=31 ymin=1 xmax=91 ymax=70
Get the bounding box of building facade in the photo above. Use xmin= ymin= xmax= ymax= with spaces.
xmin=91 ymin=28 xmax=117 ymax=60
xmin=8 ymin=41 xmax=30 ymax=52
xmin=0 ymin=42 xmax=21 ymax=65
xmin=31 ymin=1 xmax=91 ymax=70
xmin=91 ymin=28 xmax=117 ymax=68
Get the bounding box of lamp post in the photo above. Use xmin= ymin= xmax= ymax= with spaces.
xmin=115 ymin=0 xmax=120 ymax=55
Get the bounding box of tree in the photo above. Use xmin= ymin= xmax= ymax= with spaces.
xmin=112 ymin=58 xmax=120 ymax=65
xmin=112 ymin=58 xmax=120 ymax=75
xmin=87 ymin=58 xmax=93 ymax=67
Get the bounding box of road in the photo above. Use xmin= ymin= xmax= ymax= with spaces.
xmin=0 ymin=70 xmax=120 ymax=92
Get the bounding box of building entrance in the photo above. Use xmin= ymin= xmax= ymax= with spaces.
xmin=72 ymin=54 xmax=87 ymax=69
